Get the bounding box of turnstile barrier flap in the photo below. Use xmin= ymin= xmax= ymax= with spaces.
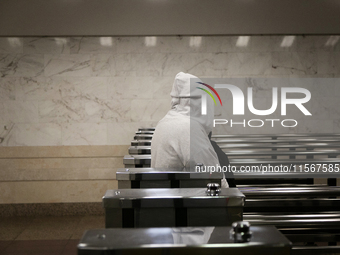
xmin=103 ymin=188 xmax=244 ymax=208
xmin=78 ymin=226 xmax=291 ymax=255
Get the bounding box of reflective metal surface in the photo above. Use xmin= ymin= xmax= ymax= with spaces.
xmin=206 ymin=183 xmax=221 ymax=196
xmin=131 ymin=140 xmax=151 ymax=146
xmin=138 ymin=128 xmax=155 ymax=132
xmin=215 ymin=138 xmax=340 ymax=144
xmin=103 ymin=188 xmax=245 ymax=228
xmin=128 ymin=145 xmax=340 ymax=158
xmin=124 ymin=155 xmax=340 ymax=165
xmin=103 ymin=188 xmax=245 ymax=208
xmin=116 ymin=168 xmax=223 ymax=181
xmin=239 ymin=186 xmax=340 ymax=197
xmin=78 ymin=226 xmax=291 ymax=255
xmin=212 ymin=133 xmax=340 ymax=139
xmin=245 ymin=198 xmax=340 ymax=209
xmin=134 ymin=134 xmax=153 ymax=140
xmin=135 ymin=131 xmax=154 ymax=135
xmin=219 ymin=143 xmax=340 ymax=150
xmin=224 ymin=149 xmax=340 ymax=157
xmin=231 ymin=221 xmax=252 ymax=243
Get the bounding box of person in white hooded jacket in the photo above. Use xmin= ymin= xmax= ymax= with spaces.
xmin=151 ymin=72 xmax=229 ymax=187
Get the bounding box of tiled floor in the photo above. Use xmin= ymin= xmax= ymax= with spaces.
xmin=0 ymin=215 xmax=105 ymax=255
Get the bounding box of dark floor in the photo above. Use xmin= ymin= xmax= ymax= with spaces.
xmin=0 ymin=215 xmax=104 ymax=255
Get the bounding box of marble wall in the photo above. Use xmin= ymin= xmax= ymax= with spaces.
xmin=1 ymin=35 xmax=340 ymax=206
xmin=1 ymin=36 xmax=340 ymax=146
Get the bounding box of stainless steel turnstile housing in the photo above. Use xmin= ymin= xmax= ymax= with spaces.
xmin=117 ymin=168 xmax=223 ymax=188
xmin=103 ymin=188 xmax=245 ymax=228
xmin=78 ymin=226 xmax=291 ymax=255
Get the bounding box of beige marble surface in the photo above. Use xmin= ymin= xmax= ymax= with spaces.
xmin=1 ymin=35 xmax=340 ymax=146
xmin=0 ymin=145 xmax=125 ymax=204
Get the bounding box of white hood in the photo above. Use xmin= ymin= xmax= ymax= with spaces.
xmin=169 ymin=72 xmax=215 ymax=135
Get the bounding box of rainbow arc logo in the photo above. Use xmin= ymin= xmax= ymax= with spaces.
xmin=196 ymin=82 xmax=223 ymax=106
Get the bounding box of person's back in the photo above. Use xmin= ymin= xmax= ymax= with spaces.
xmin=151 ymin=72 xmax=220 ymax=172
xmin=151 ymin=111 xmax=190 ymax=168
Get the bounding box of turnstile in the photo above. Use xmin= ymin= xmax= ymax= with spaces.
xmin=103 ymin=187 xmax=245 ymax=228
xmin=116 ymin=168 xmax=223 ymax=188
xmin=78 ymin=225 xmax=292 ymax=255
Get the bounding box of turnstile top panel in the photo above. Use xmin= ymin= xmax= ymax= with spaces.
xmin=138 ymin=127 xmax=155 ymax=131
xmin=116 ymin=168 xmax=223 ymax=180
xmin=131 ymin=140 xmax=151 ymax=146
xmin=78 ymin=226 xmax=291 ymax=251
xmin=103 ymin=188 xmax=244 ymax=208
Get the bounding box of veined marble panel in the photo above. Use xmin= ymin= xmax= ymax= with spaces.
xmin=251 ymin=36 xmax=297 ymax=52
xmin=205 ymin=36 xmax=297 ymax=53
xmin=272 ymin=51 xmax=317 ymax=75
xmin=44 ymin=54 xmax=93 ymax=77
xmin=328 ymin=99 xmax=340 ymax=119
xmin=150 ymin=76 xmax=173 ymax=99
xmin=295 ymin=36 xmax=331 ymax=52
xmin=39 ymin=100 xmax=85 ymax=123
xmin=160 ymin=53 xmax=228 ymax=77
xmin=116 ymin=36 xmax=205 ymax=54
xmin=4 ymin=100 xmax=39 ymax=123
xmin=243 ymin=77 xmax=289 ymax=98
xmin=39 ymin=98 xmax=131 ymax=124
xmin=0 ymin=121 xmax=5 ymax=136
xmin=308 ymin=97 xmax=334 ymax=120
xmin=101 ymin=99 xmax=131 ymax=122
xmin=130 ymin=99 xmax=169 ymax=122
xmin=61 ymin=123 xmax=107 ymax=146
xmin=6 ymin=123 xmax=62 ymax=146
xmin=134 ymin=53 xmax=170 ymax=76
xmin=199 ymin=36 xmax=238 ymax=53
xmin=15 ymin=77 xmax=61 ymax=101
xmin=223 ymin=52 xmax=272 ymax=76
xmin=155 ymin=53 xmax=189 ymax=77
xmin=290 ymin=78 xmax=336 ymax=97
xmin=107 ymin=76 xmax=172 ymax=100
xmin=56 ymin=77 xmax=108 ymax=100
xmin=114 ymin=53 xmax=171 ymax=77
xmin=0 ymin=38 xmax=23 ymax=53
xmin=317 ymin=52 xmax=340 ymax=75
xmin=70 ymin=37 xmax=116 ymax=54
xmin=91 ymin=54 xmax=113 ymax=77
xmin=0 ymin=77 xmax=16 ymax=100
xmin=110 ymin=53 xmax=137 ymax=77
xmin=297 ymin=36 xmax=340 ymax=52
xmin=0 ymin=54 xmax=44 ymax=77
xmin=214 ymin=97 xmax=282 ymax=122
xmin=0 ymin=35 xmax=339 ymax=148
xmin=23 ymin=37 xmax=70 ymax=54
